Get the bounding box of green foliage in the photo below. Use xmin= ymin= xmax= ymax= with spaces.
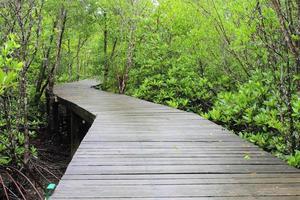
xmin=131 ymin=66 xmax=214 ymax=112
xmin=0 ymin=35 xmax=22 ymax=94
xmin=206 ymin=71 xmax=300 ymax=156
xmin=287 ymin=151 xmax=300 ymax=168
xmin=0 ymin=37 xmax=27 ymax=166
xmin=207 ymin=72 xmax=277 ymax=130
xmin=243 ymin=154 xmax=251 ymax=160
xmin=242 ymin=132 xmax=270 ymax=149
xmin=206 ymin=71 xmax=293 ymax=134
xmin=241 ymin=132 xmax=286 ymax=153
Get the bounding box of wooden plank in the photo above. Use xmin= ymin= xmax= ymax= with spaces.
xmin=52 ymin=197 xmax=300 ymax=200
xmin=52 ymin=184 xmax=300 ymax=197
xmin=58 ymin=178 xmax=300 ymax=185
xmin=74 ymin=149 xmax=265 ymax=154
xmin=69 ymin=157 xmax=284 ymax=165
xmin=60 ymin=173 xmax=300 ymax=180
xmin=78 ymin=141 xmax=259 ymax=148
xmin=63 ymin=164 xmax=298 ymax=175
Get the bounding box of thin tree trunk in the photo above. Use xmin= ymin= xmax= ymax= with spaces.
xmin=47 ymin=6 xmax=67 ymax=133
xmin=271 ymin=0 xmax=298 ymax=56
xmin=119 ymin=28 xmax=135 ymax=94
xmin=76 ymin=37 xmax=81 ymax=81
xmin=110 ymin=38 xmax=118 ymax=61
xmin=67 ymin=39 xmax=73 ymax=79
xmin=19 ymin=71 xmax=30 ymax=164
xmin=75 ymin=37 xmax=88 ymax=81
xmin=34 ymin=19 xmax=58 ymax=104
xmin=103 ymin=11 xmax=109 ymax=88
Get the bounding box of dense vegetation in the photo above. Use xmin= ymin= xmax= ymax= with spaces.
xmin=0 ymin=0 xmax=300 ymax=198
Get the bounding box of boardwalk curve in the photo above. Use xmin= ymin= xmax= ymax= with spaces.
xmin=51 ymin=80 xmax=300 ymax=199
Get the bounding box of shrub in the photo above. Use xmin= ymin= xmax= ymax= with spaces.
xmin=131 ymin=65 xmax=214 ymax=113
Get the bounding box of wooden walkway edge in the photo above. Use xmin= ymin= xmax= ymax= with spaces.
xmin=51 ymin=80 xmax=300 ymax=199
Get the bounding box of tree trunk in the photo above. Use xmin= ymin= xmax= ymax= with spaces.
xmin=76 ymin=37 xmax=81 ymax=81
xmin=103 ymin=11 xmax=109 ymax=88
xmin=67 ymin=39 xmax=73 ymax=79
xmin=47 ymin=6 xmax=67 ymax=133
xmin=34 ymin=19 xmax=58 ymax=104
xmin=19 ymin=71 xmax=30 ymax=164
xmin=118 ymin=31 xmax=135 ymax=94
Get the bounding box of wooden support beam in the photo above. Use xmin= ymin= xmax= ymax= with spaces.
xmin=70 ymin=111 xmax=81 ymax=156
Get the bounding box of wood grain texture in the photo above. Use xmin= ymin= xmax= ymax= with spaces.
xmin=51 ymin=80 xmax=300 ymax=199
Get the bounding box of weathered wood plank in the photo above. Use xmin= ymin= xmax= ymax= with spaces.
xmin=52 ymin=197 xmax=300 ymax=200
xmin=69 ymin=157 xmax=284 ymax=165
xmin=53 ymin=184 xmax=300 ymax=197
xmin=60 ymin=173 xmax=300 ymax=180
xmin=58 ymin=178 xmax=300 ymax=185
xmin=63 ymin=164 xmax=298 ymax=175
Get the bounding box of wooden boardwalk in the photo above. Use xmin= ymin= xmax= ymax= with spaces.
xmin=51 ymin=80 xmax=300 ymax=199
